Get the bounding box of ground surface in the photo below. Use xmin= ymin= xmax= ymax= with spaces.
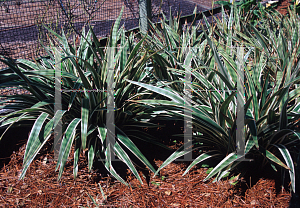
xmin=277 ymin=0 xmax=291 ymax=15
xmin=0 ymin=133 xmax=292 ymax=207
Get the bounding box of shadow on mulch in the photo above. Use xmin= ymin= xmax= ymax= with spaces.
xmin=0 ymin=119 xmax=293 ymax=207
xmin=0 ymin=125 xmax=31 ymax=170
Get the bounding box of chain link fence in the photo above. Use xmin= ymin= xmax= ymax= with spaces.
xmin=0 ymin=0 xmax=215 ymax=64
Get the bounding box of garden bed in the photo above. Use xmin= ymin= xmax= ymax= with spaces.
xmin=0 ymin=0 xmax=298 ymax=207
xmin=0 ymin=131 xmax=292 ymax=207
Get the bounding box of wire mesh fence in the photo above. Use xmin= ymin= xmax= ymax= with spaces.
xmin=0 ymin=0 xmax=215 ymax=67
xmin=0 ymin=0 xmax=138 ymax=62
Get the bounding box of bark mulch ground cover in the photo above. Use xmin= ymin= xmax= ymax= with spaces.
xmin=0 ymin=134 xmax=292 ymax=207
xmin=277 ymin=0 xmax=291 ymax=15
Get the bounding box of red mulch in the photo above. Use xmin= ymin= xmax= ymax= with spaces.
xmin=277 ymin=0 xmax=291 ymax=15
xmin=0 ymin=133 xmax=292 ymax=207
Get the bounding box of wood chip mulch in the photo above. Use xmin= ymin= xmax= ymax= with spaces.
xmin=0 ymin=137 xmax=292 ymax=207
xmin=276 ymin=0 xmax=291 ymax=16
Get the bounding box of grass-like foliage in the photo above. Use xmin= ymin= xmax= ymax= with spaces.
xmin=128 ymin=5 xmax=300 ymax=192
xmin=0 ymin=3 xmax=300 ymax=194
xmin=0 ymin=7 xmax=170 ymax=185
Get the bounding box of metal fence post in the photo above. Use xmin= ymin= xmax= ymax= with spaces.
xmin=138 ymin=0 xmax=151 ymax=34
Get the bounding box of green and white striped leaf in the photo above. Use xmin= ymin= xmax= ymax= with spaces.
xmin=273 ymin=144 xmax=296 ymax=193
xmin=81 ymin=98 xmax=89 ymax=150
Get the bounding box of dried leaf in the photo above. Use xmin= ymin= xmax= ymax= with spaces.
xmin=165 ymin=190 xmax=172 ymax=195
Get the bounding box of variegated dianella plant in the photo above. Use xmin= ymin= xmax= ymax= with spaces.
xmin=128 ymin=5 xmax=300 ymax=192
xmin=0 ymin=3 xmax=300 ymax=195
xmin=0 ymin=7 xmax=171 ymax=185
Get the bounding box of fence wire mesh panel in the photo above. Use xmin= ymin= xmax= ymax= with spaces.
xmin=0 ymin=0 xmax=139 ymax=64
xmin=0 ymin=0 xmax=216 ymax=68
